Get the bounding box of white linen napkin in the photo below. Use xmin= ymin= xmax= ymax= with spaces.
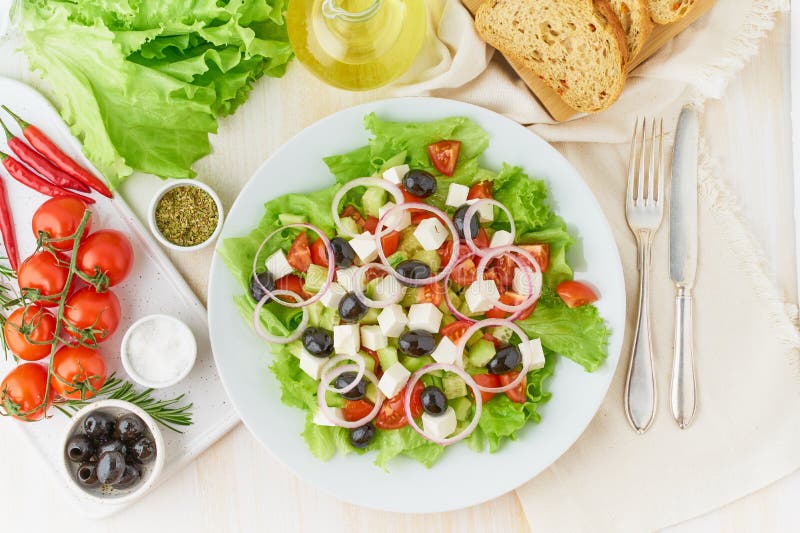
xmin=393 ymin=1 xmax=800 ymax=531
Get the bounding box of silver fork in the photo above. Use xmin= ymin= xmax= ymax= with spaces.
xmin=624 ymin=117 xmax=665 ymax=434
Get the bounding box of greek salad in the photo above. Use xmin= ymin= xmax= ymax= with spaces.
xmin=219 ymin=114 xmax=609 ymax=468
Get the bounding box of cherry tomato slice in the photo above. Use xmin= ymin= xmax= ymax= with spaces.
xmin=310 ymin=237 xmax=329 ymax=267
xmin=518 ymin=243 xmax=550 ymax=272
xmin=467 ymin=181 xmax=493 ymax=200
xmin=342 ymin=399 xmax=374 ymax=422
xmin=427 ymin=140 xmax=461 ymax=176
xmin=376 ymin=380 xmax=423 ymax=430
xmin=473 ymin=373 xmax=500 ymax=403
xmin=287 ymin=233 xmax=311 ymax=273
xmin=556 ymin=280 xmax=599 ymax=308
xmin=440 ymin=320 xmax=472 ymax=342
xmin=499 ymin=371 xmax=527 ymax=403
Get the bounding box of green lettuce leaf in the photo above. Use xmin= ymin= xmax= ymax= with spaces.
xmin=20 ymin=0 xmax=293 ymax=186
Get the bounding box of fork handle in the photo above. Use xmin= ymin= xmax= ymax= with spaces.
xmin=670 ymin=286 xmax=696 ymax=428
xmin=625 ymin=232 xmax=657 ymax=433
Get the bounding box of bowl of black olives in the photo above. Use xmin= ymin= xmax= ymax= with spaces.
xmin=61 ymin=399 xmax=165 ymax=504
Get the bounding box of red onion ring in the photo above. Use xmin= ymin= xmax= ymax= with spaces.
xmin=455 ymin=318 xmax=532 ymax=393
xmin=253 ymin=290 xmax=308 ymax=344
xmin=404 ymin=363 xmax=483 ymax=446
xmin=251 ymin=223 xmax=334 ymax=308
xmin=317 ymin=364 xmax=384 ymax=428
xmin=476 ymin=245 xmax=541 ymax=313
xmin=376 ymin=202 xmax=460 ymax=286
xmin=321 ymin=354 xmax=367 ymax=395
xmin=331 ymin=178 xmax=404 ymax=238
xmin=352 ymin=263 xmax=405 ymax=309
xmin=463 ymin=199 xmax=516 ymax=257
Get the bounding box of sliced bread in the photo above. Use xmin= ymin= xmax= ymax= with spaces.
xmin=608 ymin=0 xmax=654 ymax=58
xmin=647 ymin=0 xmax=697 ymax=24
xmin=475 ymin=0 xmax=628 ymax=113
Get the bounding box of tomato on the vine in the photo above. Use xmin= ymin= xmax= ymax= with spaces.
xmin=77 ymin=229 xmax=134 ymax=288
xmin=3 ymin=307 xmax=56 ymax=361
xmin=63 ymin=287 xmax=121 ymax=345
xmin=51 ymin=346 xmax=107 ymax=400
xmin=0 ymin=363 xmax=50 ymax=421
xmin=31 ymin=197 xmax=92 ymax=251
xmin=17 ymin=251 xmax=70 ymax=306
xmin=376 ymin=380 xmax=423 ymax=430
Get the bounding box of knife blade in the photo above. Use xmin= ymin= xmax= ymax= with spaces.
xmin=669 ymin=106 xmax=699 ymax=429
xmin=670 ymin=107 xmax=699 ymax=286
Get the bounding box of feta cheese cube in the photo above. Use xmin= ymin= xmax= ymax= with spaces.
xmin=523 ymin=338 xmax=546 ymax=370
xmin=313 ymin=407 xmax=343 ymax=426
xmin=382 ymin=164 xmax=410 ymax=185
xmin=512 ymin=267 xmax=542 ymax=297
xmin=349 ymin=232 xmax=378 ymax=263
xmin=373 ymin=275 xmax=405 ymax=302
xmin=407 ymin=302 xmax=443 ymax=333
xmin=360 ymin=325 xmax=388 ymax=351
xmin=467 ymin=199 xmax=494 ymax=222
xmin=431 ymin=336 xmax=459 ymax=365
xmin=299 ymin=349 xmax=327 ymax=379
xmin=465 ymin=279 xmax=500 ymax=314
xmin=422 ymin=406 xmax=457 ymax=440
xmin=445 ymin=183 xmax=470 ymax=208
xmin=336 ymin=266 xmax=361 ymax=292
xmin=320 ymin=282 xmax=346 ymax=309
xmin=333 ymin=324 xmax=360 ymax=354
xmin=265 ymin=250 xmax=294 ymax=280
xmin=413 ymin=217 xmax=448 ymax=251
xmin=377 ymin=362 xmax=411 ymax=398
xmin=377 ymin=304 xmax=408 ymax=337
xmin=378 ymin=202 xmax=411 ymax=231
xmin=489 ymin=230 xmax=514 ymax=248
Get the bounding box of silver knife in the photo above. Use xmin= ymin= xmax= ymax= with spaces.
xmin=669 ymin=106 xmax=699 ymax=429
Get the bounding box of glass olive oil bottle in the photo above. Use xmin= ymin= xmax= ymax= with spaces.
xmin=287 ymin=0 xmax=427 ymax=91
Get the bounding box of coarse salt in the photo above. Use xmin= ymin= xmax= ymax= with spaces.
xmin=123 ymin=315 xmax=196 ymax=388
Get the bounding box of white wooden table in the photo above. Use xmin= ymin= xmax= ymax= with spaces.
xmin=0 ymin=12 xmax=794 ymax=533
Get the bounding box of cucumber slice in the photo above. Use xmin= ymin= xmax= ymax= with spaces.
xmin=442 ymin=372 xmax=467 ymax=399
xmin=363 ymin=187 xmax=388 ymax=218
xmin=303 ymin=264 xmax=328 ymax=293
xmin=451 ymin=396 xmax=472 ymax=421
xmin=387 ymin=251 xmax=407 ymax=269
xmin=400 ymin=355 xmax=434 ymax=373
xmin=340 ymin=216 xmax=360 ymax=236
xmin=360 ymin=307 xmax=380 ymax=325
xmin=325 ymin=390 xmax=345 ymax=408
xmin=365 ymin=382 xmax=378 ymax=404
xmin=412 ymin=249 xmax=441 ymax=272
xmin=278 ymin=213 xmax=307 ymax=225
xmin=468 ymin=338 xmax=496 ymax=367
xmin=400 ymin=288 xmax=419 ymax=307
xmin=286 ymin=340 xmax=303 ymax=358
xmin=376 ymin=346 xmax=399 ymax=371
xmin=379 ymin=151 xmax=408 ymax=173
xmin=358 ymin=352 xmax=376 ymax=372
xmin=490 ymin=326 xmax=513 ymax=344
xmin=398 ymin=230 xmax=422 ymax=255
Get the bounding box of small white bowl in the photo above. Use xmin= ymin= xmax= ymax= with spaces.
xmin=62 ymin=399 xmax=166 ymax=506
xmin=121 ymin=314 xmax=197 ymax=389
xmin=148 ymin=179 xmax=224 ymax=252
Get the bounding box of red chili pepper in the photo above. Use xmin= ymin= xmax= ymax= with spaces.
xmin=1 ymin=106 xmax=112 ymax=198
xmin=0 ymin=119 xmax=90 ymax=194
xmin=0 ymin=150 xmax=95 ymax=204
xmin=0 ymin=177 xmax=19 ymax=271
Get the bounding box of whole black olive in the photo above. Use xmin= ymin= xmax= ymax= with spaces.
xmin=96 ymin=439 xmax=127 ymax=457
xmin=330 ymin=237 xmax=356 ymax=268
xmin=301 ymin=327 xmax=334 ymax=357
xmin=249 ymin=270 xmax=275 ymax=302
xmin=395 ymin=260 xmax=432 ymax=287
xmin=131 ymin=437 xmax=156 ymax=464
xmin=114 ymin=414 xmax=145 ymax=443
xmin=487 ymin=344 xmax=522 ymax=375
xmin=76 ymin=462 xmax=99 ymax=488
xmin=113 ymin=464 xmax=141 ymax=490
xmin=398 ymin=330 xmax=437 ymax=357
xmin=334 ymin=372 xmax=368 ymax=400
xmin=402 ymin=170 xmax=437 ymax=198
xmin=421 ymin=386 xmax=448 ymax=416
xmin=453 ymin=204 xmax=479 ymax=240
xmin=65 ymin=434 xmax=95 ymax=463
xmin=96 ymin=451 xmax=126 ymax=485
xmin=83 ymin=412 xmax=114 ymax=441
xmin=349 ymin=423 xmax=376 ymax=449
xmin=338 ymin=292 xmax=367 ymax=323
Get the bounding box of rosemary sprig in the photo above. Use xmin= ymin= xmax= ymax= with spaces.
xmin=56 ymin=374 xmax=194 ymax=433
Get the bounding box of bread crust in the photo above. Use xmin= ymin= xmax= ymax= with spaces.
xmin=648 ymin=0 xmax=697 ymax=24
xmin=609 ymin=0 xmax=655 ymax=58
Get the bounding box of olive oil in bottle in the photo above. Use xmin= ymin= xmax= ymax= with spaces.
xmin=287 ymin=0 xmax=427 ymax=91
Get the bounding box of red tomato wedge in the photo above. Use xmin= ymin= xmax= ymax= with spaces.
xmin=340 ymin=205 xmax=365 ymax=229
xmin=416 ymin=283 xmax=443 ymax=307
xmin=427 ymin=140 xmax=461 ymax=176
xmin=450 ymin=257 xmax=477 ymax=287
xmin=376 ymin=381 xmax=423 ymax=430
xmin=485 ymin=292 xmax=537 ymax=320
xmin=363 ymin=216 xmax=379 ymax=234
xmin=473 ymin=373 xmax=500 ymax=403
xmin=380 ymin=231 xmax=400 ymax=257
xmin=519 ymin=243 xmax=550 ymax=272
xmin=342 ymin=399 xmax=374 ymax=422
xmin=467 ymin=181 xmax=493 ymax=200
xmin=310 ymin=238 xmax=329 ymax=267
xmin=499 ymin=371 xmax=527 ymax=403
xmin=276 ymin=274 xmax=311 ymax=301
xmin=287 ymin=232 xmax=311 ymax=273
xmin=556 ymin=280 xmax=599 ymax=308
xmin=440 ymin=320 xmax=472 ymax=342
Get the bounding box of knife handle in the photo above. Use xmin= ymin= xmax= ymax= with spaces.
xmin=624 ymin=233 xmax=657 ymax=433
xmin=670 ymin=286 xmax=696 ymax=428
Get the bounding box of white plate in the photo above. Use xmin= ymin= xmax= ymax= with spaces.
xmin=207 ymin=97 xmax=626 ymax=513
